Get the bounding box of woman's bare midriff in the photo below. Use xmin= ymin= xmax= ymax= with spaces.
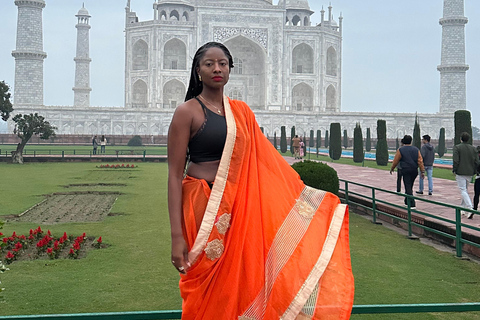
xmin=187 ymin=160 xmax=220 ymax=183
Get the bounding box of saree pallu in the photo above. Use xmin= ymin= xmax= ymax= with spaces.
xmin=179 ymin=97 xmax=354 ymax=320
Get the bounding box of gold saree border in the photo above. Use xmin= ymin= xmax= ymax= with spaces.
xmin=281 ymin=203 xmax=347 ymax=320
xmin=187 ymin=96 xmax=236 ymax=264
xmin=240 ymin=186 xmax=327 ymax=320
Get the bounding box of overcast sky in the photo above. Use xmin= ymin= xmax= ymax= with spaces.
xmin=1 ymin=0 xmax=479 ymax=131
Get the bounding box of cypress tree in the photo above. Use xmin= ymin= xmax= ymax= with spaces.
xmin=329 ymin=123 xmax=342 ymax=160
xmin=274 ymin=131 xmax=277 ymax=150
xmin=454 ymin=110 xmax=473 ymax=145
xmin=325 ymin=130 xmax=329 ymax=148
xmin=413 ymin=114 xmax=421 ymax=149
xmin=309 ymin=130 xmax=314 ymax=148
xmin=396 ymin=137 xmax=399 ymax=150
xmin=438 ymin=127 xmax=446 ymax=158
xmin=366 ymin=128 xmax=371 ymax=152
xmin=303 ymin=134 xmax=307 ymax=157
xmin=343 ymin=129 xmax=348 ymax=149
xmin=375 ymin=120 xmax=389 ymax=166
xmin=260 ymin=127 xmax=264 ymax=134
xmin=290 ymin=126 xmax=296 ymax=154
xmin=280 ymin=126 xmax=287 ymax=153
xmin=353 ymin=122 xmax=364 ymax=163
xmin=316 ymin=130 xmax=321 ymax=156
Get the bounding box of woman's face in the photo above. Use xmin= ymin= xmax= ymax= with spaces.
xmin=196 ymin=47 xmax=230 ymax=89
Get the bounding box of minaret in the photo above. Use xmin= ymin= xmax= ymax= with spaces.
xmin=12 ymin=0 xmax=47 ymax=106
xmin=73 ymin=4 xmax=92 ymax=107
xmin=437 ymin=0 xmax=469 ymax=114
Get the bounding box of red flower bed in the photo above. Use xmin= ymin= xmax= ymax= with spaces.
xmin=1 ymin=226 xmax=106 ymax=265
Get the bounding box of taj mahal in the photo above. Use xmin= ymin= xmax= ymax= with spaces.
xmin=8 ymin=0 xmax=469 ymax=139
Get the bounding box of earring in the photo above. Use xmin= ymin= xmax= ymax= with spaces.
xmin=198 ymin=74 xmax=202 ymax=82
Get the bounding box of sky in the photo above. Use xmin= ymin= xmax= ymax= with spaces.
xmin=0 ymin=0 xmax=479 ymax=132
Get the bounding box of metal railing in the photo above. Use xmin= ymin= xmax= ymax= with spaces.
xmin=339 ymin=179 xmax=480 ymax=258
xmin=1 ymin=303 xmax=480 ymax=319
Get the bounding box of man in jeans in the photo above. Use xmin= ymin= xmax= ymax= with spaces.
xmin=390 ymin=135 xmax=425 ymax=208
xmin=416 ymin=134 xmax=435 ymax=195
xmin=452 ymin=132 xmax=479 ymax=219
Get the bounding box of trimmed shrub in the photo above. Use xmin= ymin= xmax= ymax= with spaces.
xmin=291 ymin=160 xmax=339 ymax=195
xmin=127 ymin=135 xmax=143 ymax=146
xmin=353 ymin=123 xmax=364 ymax=163
xmin=375 ymin=120 xmax=389 ymax=166
xmin=309 ymin=130 xmax=315 ymax=148
xmin=343 ymin=129 xmax=348 ymax=149
xmin=437 ymin=127 xmax=446 ymax=158
xmin=280 ymin=126 xmax=287 ymax=153
xmin=316 ymin=130 xmax=321 ymax=156
xmin=325 ymin=130 xmax=329 ymax=148
xmin=454 ymin=110 xmax=472 ymax=145
xmin=273 ymin=132 xmax=277 ymax=150
xmin=290 ymin=126 xmax=296 ymax=154
xmin=329 ymin=123 xmax=342 ymax=160
xmin=413 ymin=114 xmax=421 ymax=149
xmin=366 ymin=128 xmax=371 ymax=152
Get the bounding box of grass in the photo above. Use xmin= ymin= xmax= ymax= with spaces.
xmin=1 ymin=162 xmax=480 ymax=319
xmin=0 ymin=144 xmax=166 ymax=156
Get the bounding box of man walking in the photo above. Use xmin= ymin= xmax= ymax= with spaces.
xmin=416 ymin=134 xmax=435 ymax=195
xmin=453 ymin=132 xmax=479 ymax=219
xmin=390 ymin=135 xmax=425 ymax=208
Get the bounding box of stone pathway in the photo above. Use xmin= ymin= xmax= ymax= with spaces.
xmin=284 ymin=156 xmax=480 ymax=239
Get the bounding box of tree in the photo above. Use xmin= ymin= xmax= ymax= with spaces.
xmin=454 ymin=110 xmax=472 ymax=145
xmin=366 ymin=128 xmax=371 ymax=152
xmin=273 ymin=131 xmax=277 ymax=150
xmin=343 ymin=129 xmax=348 ymax=149
xmin=260 ymin=127 xmax=264 ymax=134
xmin=0 ymin=81 xmax=13 ymax=121
xmin=12 ymin=113 xmax=56 ymax=164
xmin=280 ymin=126 xmax=287 ymax=153
xmin=309 ymin=130 xmax=314 ymax=148
xmin=0 ymin=82 xmax=56 ymax=164
xmin=375 ymin=120 xmax=389 ymax=166
xmin=316 ymin=130 xmax=321 ymax=156
xmin=413 ymin=113 xmax=421 ymax=149
xmin=325 ymin=130 xmax=329 ymax=148
xmin=395 ymin=137 xmax=399 ymax=150
xmin=437 ymin=127 xmax=446 ymax=158
xmin=329 ymin=123 xmax=342 ymax=160
xmin=290 ymin=126 xmax=296 ymax=155
xmin=353 ymin=123 xmax=364 ymax=163
xmin=127 ymin=135 xmax=143 ymax=146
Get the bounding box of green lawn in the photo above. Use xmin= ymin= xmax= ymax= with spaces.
xmin=1 ymin=162 xmax=479 ymax=319
xmin=0 ymin=144 xmax=166 ymax=156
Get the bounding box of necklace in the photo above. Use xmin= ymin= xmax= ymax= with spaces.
xmin=199 ymin=95 xmax=223 ymax=115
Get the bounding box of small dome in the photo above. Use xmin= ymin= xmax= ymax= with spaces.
xmin=278 ymin=0 xmax=310 ymax=10
xmin=77 ymin=5 xmax=90 ymax=17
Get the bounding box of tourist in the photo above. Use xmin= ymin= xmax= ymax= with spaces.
xmin=92 ymin=135 xmax=98 ymax=155
xmin=299 ymin=137 xmax=305 ymax=159
xmin=473 ymin=146 xmax=480 ymax=213
xmin=100 ymin=135 xmax=107 ymax=154
xmin=452 ymin=132 xmax=479 ymax=219
xmin=166 ymin=42 xmax=354 ymax=319
xmin=390 ymin=135 xmax=425 ymax=208
xmin=292 ymin=134 xmax=300 ymax=159
xmin=396 ymin=138 xmax=404 ymax=193
xmin=416 ymin=134 xmax=435 ymax=195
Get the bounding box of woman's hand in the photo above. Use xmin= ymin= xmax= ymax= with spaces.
xmin=171 ymin=235 xmax=190 ymax=274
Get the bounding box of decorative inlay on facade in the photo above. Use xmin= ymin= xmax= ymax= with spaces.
xmin=292 ymin=39 xmax=315 ymax=50
xmin=213 ymin=27 xmax=268 ymax=50
xmin=132 ymin=76 xmax=149 ymax=83
xmin=291 ymin=79 xmax=315 ymax=88
xmin=161 ymin=34 xmax=188 ymax=44
xmin=163 ymin=76 xmax=188 ymax=87
xmin=132 ymin=35 xmax=149 ymax=44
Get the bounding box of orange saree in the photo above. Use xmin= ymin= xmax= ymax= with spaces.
xmin=180 ymin=97 xmax=354 ymax=320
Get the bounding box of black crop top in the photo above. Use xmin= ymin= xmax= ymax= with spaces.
xmin=187 ymin=97 xmax=227 ymax=163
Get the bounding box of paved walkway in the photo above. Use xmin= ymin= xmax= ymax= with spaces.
xmin=284 ymin=156 xmax=480 ymax=239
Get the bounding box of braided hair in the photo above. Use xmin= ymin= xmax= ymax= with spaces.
xmin=185 ymin=42 xmax=234 ymax=101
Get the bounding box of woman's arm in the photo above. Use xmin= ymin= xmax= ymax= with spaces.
xmin=167 ymin=104 xmax=193 ymax=273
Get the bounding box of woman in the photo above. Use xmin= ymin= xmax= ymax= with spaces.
xmin=167 ymin=42 xmax=354 ymax=320
xmin=100 ymin=135 xmax=107 ymax=154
